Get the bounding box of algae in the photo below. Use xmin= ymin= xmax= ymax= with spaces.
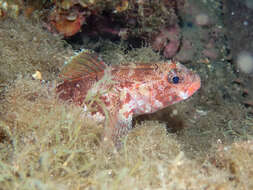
xmin=0 ymin=2 xmax=252 ymax=189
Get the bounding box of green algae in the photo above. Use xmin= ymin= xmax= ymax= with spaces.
xmin=0 ymin=12 xmax=252 ymax=190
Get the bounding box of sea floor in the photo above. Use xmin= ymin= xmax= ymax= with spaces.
xmin=0 ymin=0 xmax=253 ymax=189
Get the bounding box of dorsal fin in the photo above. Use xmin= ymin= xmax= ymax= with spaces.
xmin=111 ymin=62 xmax=159 ymax=71
xmin=59 ymin=49 xmax=106 ymax=81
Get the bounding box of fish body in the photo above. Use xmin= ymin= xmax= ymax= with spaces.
xmin=57 ymin=50 xmax=201 ymax=142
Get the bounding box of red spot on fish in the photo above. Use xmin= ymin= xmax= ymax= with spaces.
xmin=125 ymin=92 xmax=131 ymax=104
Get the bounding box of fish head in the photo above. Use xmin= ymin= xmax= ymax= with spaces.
xmin=151 ymin=60 xmax=201 ymax=109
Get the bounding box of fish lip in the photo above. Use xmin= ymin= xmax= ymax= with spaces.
xmin=189 ymin=74 xmax=201 ymax=95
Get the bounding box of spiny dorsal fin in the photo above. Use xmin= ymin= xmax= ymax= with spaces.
xmin=59 ymin=49 xmax=106 ymax=81
xmin=112 ymin=62 xmax=159 ymax=71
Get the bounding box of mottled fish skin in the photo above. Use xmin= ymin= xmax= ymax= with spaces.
xmin=57 ymin=51 xmax=201 ymax=144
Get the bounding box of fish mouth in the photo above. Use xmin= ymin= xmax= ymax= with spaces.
xmin=177 ymin=73 xmax=200 ymax=101
xmin=187 ymin=74 xmax=201 ymax=96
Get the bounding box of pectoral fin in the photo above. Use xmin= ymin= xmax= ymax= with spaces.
xmin=103 ymin=111 xmax=133 ymax=148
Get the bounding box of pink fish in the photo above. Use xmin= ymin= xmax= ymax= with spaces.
xmin=57 ymin=50 xmax=201 ymax=144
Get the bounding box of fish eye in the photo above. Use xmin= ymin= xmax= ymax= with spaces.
xmin=168 ymin=70 xmax=182 ymax=84
xmin=168 ymin=74 xmax=180 ymax=84
xmin=172 ymin=76 xmax=179 ymax=84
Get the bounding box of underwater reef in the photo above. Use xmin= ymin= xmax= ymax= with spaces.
xmin=0 ymin=0 xmax=253 ymax=189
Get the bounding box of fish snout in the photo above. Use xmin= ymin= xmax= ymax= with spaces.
xmin=187 ymin=73 xmax=201 ymax=97
xmin=178 ymin=73 xmax=201 ymax=100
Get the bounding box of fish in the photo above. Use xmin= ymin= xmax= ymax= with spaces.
xmin=57 ymin=49 xmax=201 ymax=144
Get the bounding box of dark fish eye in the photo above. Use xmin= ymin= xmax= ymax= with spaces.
xmin=172 ymin=76 xmax=179 ymax=84
xmin=168 ymin=70 xmax=181 ymax=84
